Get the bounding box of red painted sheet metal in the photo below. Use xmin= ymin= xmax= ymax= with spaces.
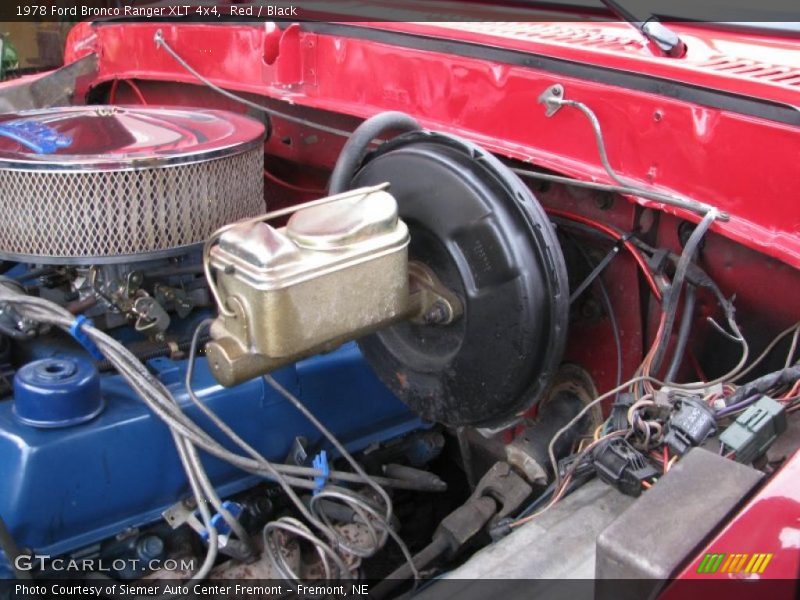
xmin=377 ymin=21 xmax=800 ymax=105
xmin=674 ymin=450 xmax=800 ymax=581
xmin=64 ymin=20 xmax=800 ymax=270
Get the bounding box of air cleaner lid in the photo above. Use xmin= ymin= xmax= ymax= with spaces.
xmin=0 ymin=105 xmax=265 ymax=170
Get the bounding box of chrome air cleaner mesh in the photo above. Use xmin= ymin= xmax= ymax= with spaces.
xmin=0 ymin=106 xmax=265 ymax=264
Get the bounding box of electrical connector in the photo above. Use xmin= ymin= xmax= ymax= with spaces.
xmin=608 ymin=393 xmax=635 ymax=433
xmin=719 ymin=396 xmax=787 ymax=464
xmin=664 ymin=397 xmax=717 ymax=456
xmin=558 ymin=452 xmax=595 ymax=480
xmin=593 ymin=438 xmax=659 ymax=497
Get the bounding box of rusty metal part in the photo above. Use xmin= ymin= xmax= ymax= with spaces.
xmin=468 ymin=462 xmax=533 ymax=525
xmin=436 ymin=496 xmax=497 ymax=557
xmin=373 ymin=461 xmax=529 ymax=598
xmin=506 ymin=365 xmax=602 ymax=484
xmin=382 ymin=464 xmax=447 ymax=492
xmin=202 ymin=521 xmax=373 ymax=582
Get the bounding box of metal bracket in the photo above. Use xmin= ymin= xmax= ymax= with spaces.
xmin=163 ymin=499 xmax=203 ymax=532
xmin=162 ymin=499 xmax=250 ymax=560
xmin=407 ymin=261 xmax=463 ymax=326
xmin=133 ymin=295 xmax=170 ymax=336
xmin=538 ymin=84 xmax=566 ymax=117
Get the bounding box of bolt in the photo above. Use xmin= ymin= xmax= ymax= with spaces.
xmin=137 ymin=535 xmax=165 ymax=561
xmin=423 ymin=300 xmax=451 ymax=325
xmin=594 ymin=193 xmax=614 ymax=210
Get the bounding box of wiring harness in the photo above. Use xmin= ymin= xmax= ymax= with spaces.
xmin=0 ymin=286 xmax=422 ymax=588
xmin=497 ymin=205 xmax=799 ymax=533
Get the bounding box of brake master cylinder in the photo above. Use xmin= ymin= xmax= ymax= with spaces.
xmin=206 ymin=186 xmax=411 ymax=386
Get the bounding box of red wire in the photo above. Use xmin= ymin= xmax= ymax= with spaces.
xmin=123 ymin=80 xmax=148 ymax=105
xmin=663 ymin=445 xmax=669 ymax=473
xmin=263 ymin=169 xmax=325 ymax=195
xmin=545 ymin=207 xmax=662 ymax=301
xmin=109 ymin=79 xmax=148 ymax=105
xmin=109 ymin=79 xmax=119 ymax=103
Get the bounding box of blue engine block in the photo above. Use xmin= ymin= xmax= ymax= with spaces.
xmin=0 ymin=342 xmax=421 ymax=572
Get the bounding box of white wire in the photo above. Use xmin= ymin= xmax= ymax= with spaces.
xmin=153 ymin=30 xmax=352 ymax=139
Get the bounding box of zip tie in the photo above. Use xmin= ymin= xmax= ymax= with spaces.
xmin=69 ymin=315 xmax=104 ymax=360
xmin=200 ymin=500 xmax=243 ymax=542
xmin=312 ymin=450 xmax=330 ymax=495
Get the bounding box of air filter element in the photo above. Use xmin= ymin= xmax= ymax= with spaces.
xmin=0 ymin=106 xmax=265 ymax=264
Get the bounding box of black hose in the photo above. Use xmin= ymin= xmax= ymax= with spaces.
xmin=328 ymin=112 xmax=421 ymax=195
xmin=665 ymin=284 xmax=696 ymax=383
xmin=651 ymin=211 xmax=717 ymax=374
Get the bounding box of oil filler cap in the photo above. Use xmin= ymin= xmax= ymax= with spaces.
xmin=14 ymin=357 xmax=104 ymax=428
xmin=352 ymin=132 xmax=569 ymax=428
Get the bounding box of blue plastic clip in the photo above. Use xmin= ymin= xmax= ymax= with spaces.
xmin=199 ymin=500 xmax=243 ymax=542
xmin=312 ymin=450 xmax=330 ymax=495
xmin=0 ymin=120 xmax=72 ymax=154
xmin=68 ymin=315 xmax=104 ymax=360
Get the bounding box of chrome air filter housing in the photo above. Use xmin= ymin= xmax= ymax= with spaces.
xmin=0 ymin=105 xmax=265 ymax=264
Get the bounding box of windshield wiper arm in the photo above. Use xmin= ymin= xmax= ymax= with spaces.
xmin=599 ymin=0 xmax=686 ymax=57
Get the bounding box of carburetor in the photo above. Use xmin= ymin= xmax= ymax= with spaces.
xmin=206 ymin=185 xmax=413 ymax=386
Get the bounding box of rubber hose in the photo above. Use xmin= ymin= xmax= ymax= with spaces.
xmin=665 ymin=284 xmax=696 ymax=382
xmin=651 ymin=210 xmax=717 ymax=374
xmin=327 ymin=111 xmax=421 ymax=195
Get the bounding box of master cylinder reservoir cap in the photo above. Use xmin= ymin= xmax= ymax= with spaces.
xmin=13 ymin=357 xmax=103 ymax=428
xmin=286 ymin=189 xmax=400 ymax=249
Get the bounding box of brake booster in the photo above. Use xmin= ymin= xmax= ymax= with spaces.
xmin=204 ymin=128 xmax=569 ymax=430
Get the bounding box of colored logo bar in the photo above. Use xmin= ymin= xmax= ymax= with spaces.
xmin=697 ymin=552 xmax=773 ymax=574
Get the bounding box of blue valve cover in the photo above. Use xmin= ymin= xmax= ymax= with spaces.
xmin=0 ymin=343 xmax=420 ymax=567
